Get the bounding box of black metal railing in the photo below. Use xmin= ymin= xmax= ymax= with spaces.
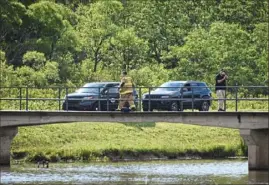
xmin=0 ymin=85 xmax=268 ymax=112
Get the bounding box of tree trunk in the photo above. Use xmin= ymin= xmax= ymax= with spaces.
xmin=49 ymin=36 xmax=58 ymax=61
xmin=122 ymin=49 xmax=127 ymax=71
xmin=93 ymin=47 xmax=101 ymax=72
xmin=93 ymin=58 xmax=98 ymax=72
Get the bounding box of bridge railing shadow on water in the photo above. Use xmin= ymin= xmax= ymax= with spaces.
xmin=0 ymin=85 xmax=268 ymax=112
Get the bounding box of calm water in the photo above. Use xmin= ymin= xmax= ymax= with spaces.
xmin=1 ymin=159 xmax=268 ymax=185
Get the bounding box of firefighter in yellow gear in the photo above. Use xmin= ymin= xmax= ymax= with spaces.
xmin=117 ymin=71 xmax=136 ymax=111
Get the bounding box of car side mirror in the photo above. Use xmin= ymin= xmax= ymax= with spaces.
xmin=102 ymin=89 xmax=108 ymax=95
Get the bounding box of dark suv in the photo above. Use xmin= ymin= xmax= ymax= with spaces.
xmin=62 ymin=82 xmax=138 ymax=111
xmin=142 ymin=81 xmax=212 ymax=111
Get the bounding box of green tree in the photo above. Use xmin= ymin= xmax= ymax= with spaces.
xmin=124 ymin=0 xmax=189 ymax=67
xmin=106 ymin=27 xmax=148 ymax=72
xmin=0 ymin=0 xmax=26 ymax=46
xmin=23 ymin=51 xmax=46 ymax=70
xmin=169 ymin=22 xmax=263 ymax=86
xmin=27 ymin=1 xmax=78 ymax=60
xmin=250 ymin=23 xmax=268 ymax=85
xmin=216 ymin=0 xmax=268 ymax=29
xmin=0 ymin=0 xmax=268 ymax=92
xmin=77 ymin=1 xmax=122 ymax=72
xmin=0 ymin=0 xmax=27 ymax=65
xmin=129 ymin=64 xmax=170 ymax=88
xmin=42 ymin=61 xmax=60 ymax=85
xmin=0 ymin=50 xmax=22 ymax=89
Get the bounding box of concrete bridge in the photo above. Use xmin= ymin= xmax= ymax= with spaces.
xmin=0 ymin=111 xmax=268 ymax=170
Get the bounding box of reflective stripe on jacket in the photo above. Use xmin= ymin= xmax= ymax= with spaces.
xmin=120 ymin=76 xmax=133 ymax=94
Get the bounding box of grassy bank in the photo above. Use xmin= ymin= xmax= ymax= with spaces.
xmin=11 ymin=122 xmax=247 ymax=163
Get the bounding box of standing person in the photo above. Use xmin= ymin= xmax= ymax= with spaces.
xmin=117 ymin=71 xmax=136 ymax=111
xmin=215 ymin=69 xmax=228 ymax=111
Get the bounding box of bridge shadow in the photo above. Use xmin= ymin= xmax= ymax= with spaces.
xmin=120 ymin=122 xmax=156 ymax=130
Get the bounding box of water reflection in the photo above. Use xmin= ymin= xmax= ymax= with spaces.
xmin=0 ymin=159 xmax=268 ymax=185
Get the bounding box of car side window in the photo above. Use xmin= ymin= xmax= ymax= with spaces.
xmin=198 ymin=83 xmax=208 ymax=91
xmin=191 ymin=83 xmax=199 ymax=92
xmin=107 ymin=84 xmax=119 ymax=94
xmin=102 ymin=84 xmax=117 ymax=94
xmin=108 ymin=87 xmax=118 ymax=94
xmin=184 ymin=84 xmax=191 ymax=91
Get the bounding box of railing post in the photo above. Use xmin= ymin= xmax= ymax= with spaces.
xmin=148 ymin=87 xmax=151 ymax=111
xmin=65 ymin=87 xmax=68 ymax=111
xmin=224 ymin=86 xmax=227 ymax=111
xmin=139 ymin=87 xmax=142 ymax=112
xmin=98 ymin=87 xmax=101 ymax=111
xmin=235 ymin=83 xmax=238 ymax=112
xmin=26 ymin=86 xmax=29 ymax=111
xmin=106 ymin=88 xmax=109 ymax=111
xmin=180 ymin=88 xmax=183 ymax=111
xmin=19 ymin=87 xmax=22 ymax=110
xmin=58 ymin=87 xmax=61 ymax=111
xmin=191 ymin=86 xmax=194 ymax=112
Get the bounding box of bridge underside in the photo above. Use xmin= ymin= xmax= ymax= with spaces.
xmin=0 ymin=111 xmax=268 ymax=170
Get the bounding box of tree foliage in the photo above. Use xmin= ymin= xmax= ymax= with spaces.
xmin=0 ymin=0 xmax=268 ymax=90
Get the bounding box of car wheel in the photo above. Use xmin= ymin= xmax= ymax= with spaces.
xmin=170 ymin=101 xmax=179 ymax=111
xmin=199 ymin=100 xmax=210 ymax=111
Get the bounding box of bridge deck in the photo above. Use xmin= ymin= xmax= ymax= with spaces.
xmin=0 ymin=111 xmax=268 ymax=129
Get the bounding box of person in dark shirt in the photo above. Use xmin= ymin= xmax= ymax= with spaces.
xmin=215 ymin=69 xmax=228 ymax=111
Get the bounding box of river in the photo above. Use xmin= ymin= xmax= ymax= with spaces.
xmin=1 ymin=159 xmax=268 ymax=184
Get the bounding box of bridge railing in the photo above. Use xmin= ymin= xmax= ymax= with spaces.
xmin=0 ymin=85 xmax=268 ymax=112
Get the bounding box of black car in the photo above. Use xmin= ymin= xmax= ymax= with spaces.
xmin=142 ymin=81 xmax=212 ymax=111
xmin=62 ymin=82 xmax=138 ymax=111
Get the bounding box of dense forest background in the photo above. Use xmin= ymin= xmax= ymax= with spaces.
xmin=0 ymin=0 xmax=268 ymax=89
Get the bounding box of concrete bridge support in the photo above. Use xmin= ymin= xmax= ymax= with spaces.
xmin=240 ymin=129 xmax=269 ymax=171
xmin=0 ymin=127 xmax=18 ymax=165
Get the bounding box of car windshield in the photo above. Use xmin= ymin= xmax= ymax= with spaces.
xmin=155 ymin=82 xmax=184 ymax=92
xmin=76 ymin=83 xmax=106 ymax=93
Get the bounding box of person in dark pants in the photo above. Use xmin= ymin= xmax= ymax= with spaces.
xmin=215 ymin=69 xmax=228 ymax=111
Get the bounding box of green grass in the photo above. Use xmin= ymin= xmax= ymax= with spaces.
xmin=11 ymin=122 xmax=247 ymax=163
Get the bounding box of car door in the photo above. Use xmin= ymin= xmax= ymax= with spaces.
xmin=182 ymin=83 xmax=192 ymax=108
xmin=190 ymin=83 xmax=200 ymax=108
xmin=102 ymin=84 xmax=120 ymax=111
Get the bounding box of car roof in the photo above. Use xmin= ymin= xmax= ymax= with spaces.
xmin=167 ymin=81 xmax=187 ymax=84
xmin=85 ymin=82 xmax=119 ymax=85
xmin=168 ymin=80 xmax=206 ymax=84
